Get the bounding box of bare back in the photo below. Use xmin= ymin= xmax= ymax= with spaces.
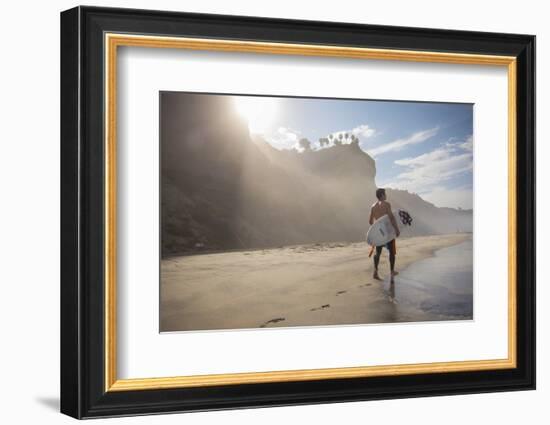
xmin=369 ymin=200 xmax=399 ymax=237
xmin=370 ymin=200 xmax=391 ymax=221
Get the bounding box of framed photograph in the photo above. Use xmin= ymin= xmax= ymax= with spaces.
xmin=60 ymin=6 xmax=535 ymax=419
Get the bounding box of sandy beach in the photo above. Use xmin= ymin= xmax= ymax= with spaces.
xmin=160 ymin=233 xmax=471 ymax=332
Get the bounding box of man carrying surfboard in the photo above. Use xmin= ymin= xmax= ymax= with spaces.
xmin=369 ymin=188 xmax=400 ymax=282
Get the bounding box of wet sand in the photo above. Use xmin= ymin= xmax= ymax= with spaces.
xmin=382 ymin=239 xmax=473 ymax=321
xmin=160 ymin=233 xmax=472 ymax=332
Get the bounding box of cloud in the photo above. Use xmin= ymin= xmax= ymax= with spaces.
xmin=350 ymin=124 xmax=376 ymax=139
xmin=265 ymin=127 xmax=302 ymax=150
xmin=383 ymin=137 xmax=474 ymax=209
xmin=366 ymin=127 xmax=439 ymax=157
xmin=459 ymin=134 xmax=473 ymax=151
xmin=328 ymin=124 xmax=376 ymax=141
xmin=444 ymin=134 xmax=473 ymax=152
xmin=421 ymin=186 xmax=473 ymax=209
xmin=263 ymin=123 xmax=376 ymax=152
xmin=315 ymin=123 xmax=376 ymax=150
xmin=390 ymin=149 xmax=472 ymax=191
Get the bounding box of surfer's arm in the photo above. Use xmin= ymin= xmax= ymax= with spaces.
xmin=368 ymin=208 xmax=375 ymax=225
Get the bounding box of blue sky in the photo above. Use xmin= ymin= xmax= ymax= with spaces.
xmin=232 ymin=95 xmax=473 ymax=210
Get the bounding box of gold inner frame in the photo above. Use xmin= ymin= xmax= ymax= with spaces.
xmin=104 ymin=33 xmax=517 ymax=392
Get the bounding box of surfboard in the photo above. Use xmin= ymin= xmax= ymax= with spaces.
xmin=366 ymin=209 xmax=412 ymax=246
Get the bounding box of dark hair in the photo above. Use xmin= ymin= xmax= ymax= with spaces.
xmin=376 ymin=188 xmax=386 ymax=200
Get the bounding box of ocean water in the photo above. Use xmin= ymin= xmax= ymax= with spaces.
xmin=382 ymin=238 xmax=473 ymax=321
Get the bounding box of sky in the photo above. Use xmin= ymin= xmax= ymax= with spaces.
xmin=232 ymin=95 xmax=473 ymax=210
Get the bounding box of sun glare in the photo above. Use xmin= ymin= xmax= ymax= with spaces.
xmin=233 ymin=96 xmax=279 ymax=134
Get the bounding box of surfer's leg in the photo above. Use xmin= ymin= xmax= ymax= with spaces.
xmin=373 ymin=246 xmax=382 ymax=279
xmin=374 ymin=246 xmax=382 ymax=269
xmin=388 ymin=240 xmax=398 ymax=278
xmin=389 ymin=250 xmax=395 ymax=272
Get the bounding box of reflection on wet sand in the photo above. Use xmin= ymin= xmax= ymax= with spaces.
xmin=380 ymin=238 xmax=473 ymax=322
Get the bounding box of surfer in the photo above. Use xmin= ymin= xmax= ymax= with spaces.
xmin=369 ymin=188 xmax=400 ymax=281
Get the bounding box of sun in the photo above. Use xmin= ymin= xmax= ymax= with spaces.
xmin=233 ymin=96 xmax=279 ymax=134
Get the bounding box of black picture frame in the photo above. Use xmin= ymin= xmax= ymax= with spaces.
xmin=61 ymin=5 xmax=535 ymax=419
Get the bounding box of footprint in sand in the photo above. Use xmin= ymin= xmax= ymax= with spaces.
xmin=260 ymin=317 xmax=285 ymax=327
xmin=336 ymin=290 xmax=347 ymax=296
xmin=310 ymin=304 xmax=330 ymax=312
xmin=358 ymin=283 xmax=373 ymax=288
